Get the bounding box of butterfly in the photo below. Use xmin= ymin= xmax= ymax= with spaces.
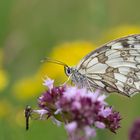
xmin=42 ymin=34 xmax=140 ymax=97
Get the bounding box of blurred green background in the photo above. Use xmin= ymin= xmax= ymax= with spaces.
xmin=1 ymin=0 xmax=140 ymax=140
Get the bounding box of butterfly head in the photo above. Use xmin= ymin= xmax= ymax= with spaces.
xmin=64 ymin=65 xmax=87 ymax=87
xmin=64 ymin=66 xmax=73 ymax=76
xmin=41 ymin=57 xmax=90 ymax=89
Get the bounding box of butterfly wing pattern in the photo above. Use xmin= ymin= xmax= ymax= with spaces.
xmin=75 ymin=34 xmax=140 ymax=97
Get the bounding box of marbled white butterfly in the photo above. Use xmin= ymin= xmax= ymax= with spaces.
xmin=43 ymin=34 xmax=140 ymax=97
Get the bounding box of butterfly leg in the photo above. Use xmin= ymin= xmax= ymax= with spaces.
xmin=61 ymin=74 xmax=72 ymax=86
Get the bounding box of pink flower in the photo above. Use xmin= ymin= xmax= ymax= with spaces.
xmin=43 ymin=78 xmax=54 ymax=90
xmin=33 ymin=109 xmax=48 ymax=120
xmin=95 ymin=121 xmax=105 ymax=129
xmin=99 ymin=107 xmax=112 ymax=118
xmin=27 ymin=78 xmax=121 ymax=140
xmin=65 ymin=121 xmax=77 ymax=134
xmin=129 ymin=118 xmax=140 ymax=140
xmin=84 ymin=126 xmax=96 ymax=138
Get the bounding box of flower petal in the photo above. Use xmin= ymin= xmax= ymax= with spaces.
xmin=65 ymin=121 xmax=77 ymax=134
xmin=43 ymin=78 xmax=54 ymax=90
xmin=95 ymin=121 xmax=105 ymax=129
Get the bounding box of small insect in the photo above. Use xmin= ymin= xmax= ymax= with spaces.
xmin=25 ymin=106 xmax=49 ymax=130
xmin=25 ymin=105 xmax=32 ymax=130
xmin=42 ymin=34 xmax=140 ymax=97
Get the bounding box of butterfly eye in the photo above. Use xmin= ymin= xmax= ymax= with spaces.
xmin=64 ymin=66 xmax=72 ymax=76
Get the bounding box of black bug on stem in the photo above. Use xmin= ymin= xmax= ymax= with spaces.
xmin=25 ymin=105 xmax=32 ymax=130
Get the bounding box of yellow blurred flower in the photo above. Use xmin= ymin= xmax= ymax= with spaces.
xmin=13 ymin=41 xmax=97 ymax=100
xmin=13 ymin=76 xmax=44 ymax=100
xmin=0 ymin=49 xmax=8 ymax=91
xmin=0 ymin=100 xmax=13 ymax=118
xmin=38 ymin=42 xmax=97 ymax=81
xmin=15 ymin=109 xmax=25 ymax=128
xmin=0 ymin=69 xmax=8 ymax=91
xmin=100 ymin=25 xmax=140 ymax=44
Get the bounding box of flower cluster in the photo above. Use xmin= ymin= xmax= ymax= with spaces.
xmin=28 ymin=78 xmax=121 ymax=140
xmin=129 ymin=118 xmax=140 ymax=140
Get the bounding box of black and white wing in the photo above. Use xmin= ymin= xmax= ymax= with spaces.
xmin=76 ymin=34 xmax=140 ymax=97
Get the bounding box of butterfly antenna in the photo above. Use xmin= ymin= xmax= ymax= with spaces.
xmin=41 ymin=57 xmax=68 ymax=67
